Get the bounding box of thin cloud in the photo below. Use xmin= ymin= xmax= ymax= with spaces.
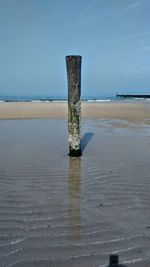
xmin=134 ymin=46 xmax=150 ymax=52
xmin=80 ymin=0 xmax=147 ymax=24
xmin=80 ymin=0 xmax=99 ymax=17
xmin=104 ymin=0 xmax=145 ymax=17
xmin=124 ymin=0 xmax=144 ymax=11
xmin=99 ymin=30 xmax=150 ymax=45
xmin=81 ymin=14 xmax=100 ymax=24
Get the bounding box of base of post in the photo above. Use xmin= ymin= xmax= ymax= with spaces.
xmin=69 ymin=148 xmax=82 ymax=157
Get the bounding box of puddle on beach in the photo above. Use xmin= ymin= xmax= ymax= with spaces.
xmin=83 ymin=118 xmax=150 ymax=129
xmin=0 ymin=119 xmax=150 ymax=266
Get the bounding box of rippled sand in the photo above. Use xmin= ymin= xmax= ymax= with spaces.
xmin=0 ymin=119 xmax=150 ymax=267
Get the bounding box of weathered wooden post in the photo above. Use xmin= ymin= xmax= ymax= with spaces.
xmin=66 ymin=55 xmax=82 ymax=157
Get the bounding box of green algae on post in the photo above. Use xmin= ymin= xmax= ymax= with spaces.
xmin=66 ymin=55 xmax=82 ymax=157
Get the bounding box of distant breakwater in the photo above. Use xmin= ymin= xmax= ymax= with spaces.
xmin=116 ymin=93 xmax=150 ymax=99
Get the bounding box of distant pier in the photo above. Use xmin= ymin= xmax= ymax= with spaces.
xmin=116 ymin=93 xmax=150 ymax=99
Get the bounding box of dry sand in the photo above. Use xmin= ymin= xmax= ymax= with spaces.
xmin=0 ymin=103 xmax=150 ymax=266
xmin=0 ymin=102 xmax=150 ymax=123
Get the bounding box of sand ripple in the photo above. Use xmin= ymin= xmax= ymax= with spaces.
xmin=0 ymin=119 xmax=150 ymax=266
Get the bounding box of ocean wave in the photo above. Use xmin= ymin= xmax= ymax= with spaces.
xmin=96 ymin=99 xmax=111 ymax=102
xmin=87 ymin=99 xmax=112 ymax=102
xmin=134 ymin=97 xmax=145 ymax=100
xmin=31 ymin=100 xmax=44 ymax=103
xmin=52 ymin=100 xmax=67 ymax=103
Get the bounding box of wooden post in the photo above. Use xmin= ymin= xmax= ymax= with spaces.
xmin=66 ymin=55 xmax=82 ymax=157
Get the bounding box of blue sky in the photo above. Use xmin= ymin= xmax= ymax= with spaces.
xmin=0 ymin=0 xmax=150 ymax=98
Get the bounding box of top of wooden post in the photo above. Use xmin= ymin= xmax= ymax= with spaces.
xmin=66 ymin=55 xmax=82 ymax=104
xmin=66 ymin=55 xmax=81 ymax=57
xmin=66 ymin=55 xmax=82 ymax=60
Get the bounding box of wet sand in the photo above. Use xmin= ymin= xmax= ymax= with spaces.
xmin=0 ymin=102 xmax=150 ymax=123
xmin=0 ymin=104 xmax=150 ymax=266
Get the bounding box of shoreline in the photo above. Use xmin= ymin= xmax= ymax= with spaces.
xmin=0 ymin=102 xmax=149 ymax=123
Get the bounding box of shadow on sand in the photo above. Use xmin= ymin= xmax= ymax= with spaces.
xmin=81 ymin=133 xmax=94 ymax=153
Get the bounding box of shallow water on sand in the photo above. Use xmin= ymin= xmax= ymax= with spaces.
xmin=0 ymin=119 xmax=150 ymax=267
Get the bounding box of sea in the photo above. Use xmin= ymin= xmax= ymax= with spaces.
xmin=0 ymin=95 xmax=150 ymax=103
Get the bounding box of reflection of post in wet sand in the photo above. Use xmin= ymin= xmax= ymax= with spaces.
xmin=68 ymin=157 xmax=81 ymax=240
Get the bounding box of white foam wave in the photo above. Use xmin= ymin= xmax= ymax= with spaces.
xmin=96 ymin=99 xmax=111 ymax=102
xmin=31 ymin=100 xmax=43 ymax=103
xmin=52 ymin=100 xmax=67 ymax=103
xmin=87 ymin=99 xmax=112 ymax=102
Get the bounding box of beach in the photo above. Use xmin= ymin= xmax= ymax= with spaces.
xmin=0 ymin=102 xmax=150 ymax=267
xmin=0 ymin=101 xmax=149 ymax=122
